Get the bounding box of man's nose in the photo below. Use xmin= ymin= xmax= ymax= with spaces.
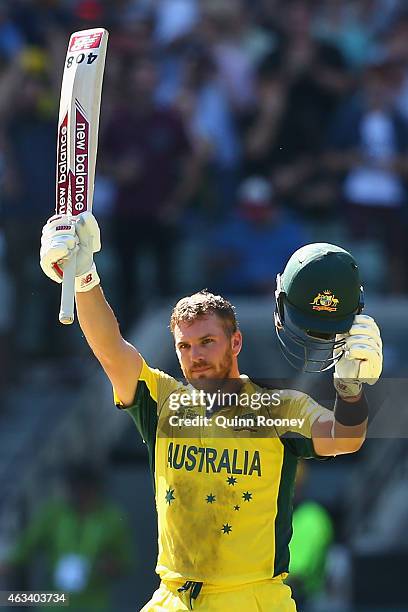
xmin=190 ymin=345 xmax=205 ymax=361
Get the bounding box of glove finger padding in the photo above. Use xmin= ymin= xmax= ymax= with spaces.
xmin=347 ymin=315 xmax=382 ymax=343
xmin=336 ymin=319 xmax=381 ymax=346
xmin=75 ymin=211 xmax=101 ymax=253
xmin=40 ymin=251 xmax=63 ymax=283
xmin=334 ymin=314 xmax=383 ymax=392
xmin=41 ymin=238 xmax=77 ymax=266
xmin=40 ymin=211 xmax=101 ymax=286
xmin=344 ymin=334 xmax=382 ymax=354
xmin=350 ymin=314 xmax=379 ymax=327
xmin=40 ymin=215 xmax=79 ymax=283
xmin=345 ymin=343 xmax=382 ymax=383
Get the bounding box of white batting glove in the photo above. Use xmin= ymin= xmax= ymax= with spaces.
xmin=333 ymin=314 xmax=383 ymax=398
xmin=40 ymin=212 xmax=101 ymax=292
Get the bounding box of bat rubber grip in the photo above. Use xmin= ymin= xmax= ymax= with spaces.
xmin=59 ymin=254 xmax=76 ymax=325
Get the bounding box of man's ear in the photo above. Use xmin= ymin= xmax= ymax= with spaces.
xmin=231 ymin=330 xmax=242 ymax=356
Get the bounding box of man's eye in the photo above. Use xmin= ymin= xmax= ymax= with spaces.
xmin=179 ymin=344 xmax=189 ymax=350
xmin=202 ymin=338 xmax=214 ymax=344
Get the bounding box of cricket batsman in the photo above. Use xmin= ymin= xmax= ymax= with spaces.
xmin=40 ymin=214 xmax=382 ymax=611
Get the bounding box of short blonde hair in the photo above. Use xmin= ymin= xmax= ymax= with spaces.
xmin=170 ymin=290 xmax=238 ymax=336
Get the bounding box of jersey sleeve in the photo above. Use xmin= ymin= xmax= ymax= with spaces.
xmin=275 ymin=390 xmax=333 ymax=459
xmin=113 ymin=358 xmax=180 ymax=448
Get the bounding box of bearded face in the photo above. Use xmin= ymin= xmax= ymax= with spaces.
xmin=174 ymin=314 xmax=241 ymax=383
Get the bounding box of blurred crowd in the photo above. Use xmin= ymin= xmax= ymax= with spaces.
xmin=1 ymin=3 xmax=408 ymax=609
xmin=3 ymin=463 xmax=133 ymax=611
xmin=1 ymin=0 xmax=408 ymax=368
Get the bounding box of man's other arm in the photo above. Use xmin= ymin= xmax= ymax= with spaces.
xmin=40 ymin=213 xmax=141 ymax=407
xmin=312 ymin=392 xmax=368 ymax=457
xmin=76 ymin=286 xmax=142 ymax=406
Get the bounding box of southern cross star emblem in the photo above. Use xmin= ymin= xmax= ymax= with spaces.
xmin=234 ymin=505 xmax=240 ymax=511
xmin=165 ymin=488 xmax=175 ymax=505
xmin=227 ymin=476 xmax=237 ymax=486
xmin=206 ymin=493 xmax=216 ymax=504
xmin=222 ymin=523 xmax=232 ymax=534
xmin=242 ymin=491 xmax=252 ymax=502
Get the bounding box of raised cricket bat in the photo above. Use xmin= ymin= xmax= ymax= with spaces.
xmin=56 ymin=28 xmax=108 ymax=324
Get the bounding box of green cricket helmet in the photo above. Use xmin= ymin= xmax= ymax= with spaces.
xmin=274 ymin=243 xmax=364 ymax=372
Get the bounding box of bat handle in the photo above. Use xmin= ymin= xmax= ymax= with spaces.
xmin=59 ymin=254 xmax=76 ymax=325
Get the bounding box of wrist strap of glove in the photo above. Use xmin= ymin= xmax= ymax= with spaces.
xmin=333 ymin=376 xmax=362 ymax=400
xmin=334 ymin=392 xmax=368 ymax=427
xmin=75 ymin=263 xmax=100 ymax=293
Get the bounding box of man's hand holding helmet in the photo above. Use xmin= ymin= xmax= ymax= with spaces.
xmin=274 ymin=243 xmax=365 ymax=372
xmin=275 ymin=242 xmax=383 ymax=401
xmin=333 ymin=314 xmax=383 ymax=400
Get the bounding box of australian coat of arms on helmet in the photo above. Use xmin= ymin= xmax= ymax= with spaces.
xmin=310 ymin=290 xmax=339 ymax=312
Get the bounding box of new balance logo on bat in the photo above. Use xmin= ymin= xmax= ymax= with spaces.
xmin=69 ymin=32 xmax=103 ymax=52
xmin=72 ymin=103 xmax=89 ymax=215
xmin=56 ymin=114 xmax=68 ymax=215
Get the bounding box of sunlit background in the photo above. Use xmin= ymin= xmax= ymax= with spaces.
xmin=1 ymin=0 xmax=408 ymax=610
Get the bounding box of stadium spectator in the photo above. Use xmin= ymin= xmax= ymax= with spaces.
xmin=288 ymin=462 xmax=334 ymax=609
xmin=10 ymin=0 xmax=70 ymax=46
xmin=206 ymin=175 xmax=306 ymax=295
xmin=175 ymin=48 xmax=241 ymax=217
xmin=312 ymin=1 xmax=377 ymax=68
xmin=241 ymin=0 xmax=351 ymax=217
xmin=0 ymin=3 xmax=405 ymax=356
xmin=199 ymin=0 xmax=258 ymax=113
xmin=154 ymin=0 xmax=199 ymax=47
xmin=0 ymin=54 xmax=62 ymax=357
xmin=102 ymin=56 xmax=200 ymax=324
xmin=0 ymin=225 xmax=13 ymax=389
xmin=383 ymin=13 xmax=408 ymax=123
xmin=326 ymin=56 xmax=408 ymax=292
xmin=0 ymin=5 xmax=25 ymax=59
xmin=5 ymin=465 xmax=132 ymax=611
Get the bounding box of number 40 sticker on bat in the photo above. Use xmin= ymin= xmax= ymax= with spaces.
xmin=56 ymin=28 xmax=109 ymax=325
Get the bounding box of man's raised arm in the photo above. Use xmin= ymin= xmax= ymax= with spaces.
xmin=40 ymin=212 xmax=142 ymax=406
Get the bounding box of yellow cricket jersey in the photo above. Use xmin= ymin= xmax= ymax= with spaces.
xmin=114 ymin=359 xmax=331 ymax=588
